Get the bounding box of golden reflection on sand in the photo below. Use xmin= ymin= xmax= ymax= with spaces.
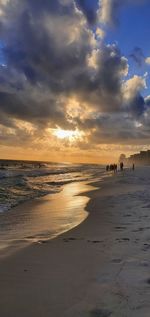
xmin=0 ymin=182 xmax=96 ymax=251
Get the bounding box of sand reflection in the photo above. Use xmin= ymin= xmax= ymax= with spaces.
xmin=0 ymin=182 xmax=96 ymax=251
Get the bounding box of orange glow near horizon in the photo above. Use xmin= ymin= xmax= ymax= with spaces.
xmin=0 ymin=144 xmax=135 ymax=165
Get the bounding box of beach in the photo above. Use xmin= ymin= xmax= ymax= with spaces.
xmin=1 ymin=167 xmax=150 ymax=316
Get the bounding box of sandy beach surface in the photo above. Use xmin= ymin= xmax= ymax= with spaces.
xmin=1 ymin=167 xmax=150 ymax=316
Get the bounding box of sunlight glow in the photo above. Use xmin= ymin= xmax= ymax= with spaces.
xmin=53 ymin=128 xmax=82 ymax=140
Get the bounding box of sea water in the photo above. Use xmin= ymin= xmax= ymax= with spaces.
xmin=0 ymin=161 xmax=105 ymax=213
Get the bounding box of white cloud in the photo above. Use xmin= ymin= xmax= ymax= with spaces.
xmin=123 ymin=75 xmax=147 ymax=101
xmin=96 ymin=27 xmax=105 ymax=39
xmin=98 ymin=0 xmax=121 ymax=25
xmin=0 ymin=0 xmax=9 ymax=15
xmin=145 ymin=57 xmax=150 ymax=65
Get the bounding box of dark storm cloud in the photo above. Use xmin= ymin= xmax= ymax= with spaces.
xmin=0 ymin=91 xmax=68 ymax=127
xmin=70 ymin=44 xmax=128 ymax=113
xmin=0 ymin=0 xmax=94 ymax=127
xmin=2 ymin=0 xmax=89 ymax=85
xmin=0 ymin=0 xmax=129 ymax=124
xmin=76 ymin=112 xmax=150 ymax=146
xmin=126 ymin=94 xmax=146 ymax=117
xmin=0 ymin=0 xmax=149 ymax=148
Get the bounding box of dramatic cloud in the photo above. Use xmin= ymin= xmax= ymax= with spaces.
xmin=0 ymin=0 xmax=150 ymax=162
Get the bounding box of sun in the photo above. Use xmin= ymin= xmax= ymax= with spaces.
xmin=53 ymin=128 xmax=82 ymax=140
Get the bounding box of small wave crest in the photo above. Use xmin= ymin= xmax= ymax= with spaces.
xmin=0 ymin=162 xmax=105 ymax=213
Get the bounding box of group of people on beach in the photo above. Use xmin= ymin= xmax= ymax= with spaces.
xmin=106 ymin=164 xmax=118 ymax=172
xmin=106 ymin=162 xmax=135 ymax=172
xmin=106 ymin=162 xmax=124 ymax=172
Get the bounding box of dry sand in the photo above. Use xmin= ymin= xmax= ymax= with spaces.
xmin=1 ymin=167 xmax=150 ymax=316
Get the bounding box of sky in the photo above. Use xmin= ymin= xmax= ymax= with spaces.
xmin=0 ymin=0 xmax=150 ymax=164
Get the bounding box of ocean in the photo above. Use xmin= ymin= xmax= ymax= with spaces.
xmin=0 ymin=160 xmax=105 ymax=213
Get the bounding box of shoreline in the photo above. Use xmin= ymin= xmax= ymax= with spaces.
xmin=0 ymin=176 xmax=105 ymax=259
xmin=1 ymin=167 xmax=150 ymax=316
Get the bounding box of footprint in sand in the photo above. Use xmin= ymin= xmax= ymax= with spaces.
xmin=87 ymin=240 xmax=104 ymax=244
xmin=140 ymin=261 xmax=150 ymax=267
xmin=146 ymin=278 xmax=150 ymax=285
xmin=111 ymin=258 xmax=122 ymax=264
xmin=116 ymin=238 xmax=130 ymax=243
xmin=142 ymin=244 xmax=150 ymax=251
xmin=142 ymin=204 xmax=150 ymax=209
xmin=115 ymin=226 xmax=126 ymax=231
xmin=63 ymin=237 xmax=77 ymax=242
xmin=38 ymin=240 xmax=48 ymax=244
xmin=133 ymin=228 xmax=143 ymax=233
xmin=63 ymin=238 xmax=104 ymax=244
xmin=90 ymin=308 xmax=112 ymax=317
xmin=133 ymin=227 xmax=150 ymax=233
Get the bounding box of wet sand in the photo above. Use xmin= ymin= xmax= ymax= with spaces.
xmin=0 ymin=181 xmax=95 ymax=256
xmin=1 ymin=167 xmax=150 ymax=316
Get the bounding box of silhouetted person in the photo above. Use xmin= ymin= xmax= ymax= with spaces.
xmin=132 ymin=163 xmax=135 ymax=171
xmin=114 ymin=164 xmax=117 ymax=173
xmin=113 ymin=164 xmax=117 ymax=173
xmin=120 ymin=162 xmax=124 ymax=171
xmin=106 ymin=165 xmax=109 ymax=171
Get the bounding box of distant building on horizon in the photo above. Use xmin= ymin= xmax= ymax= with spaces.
xmin=128 ymin=150 xmax=150 ymax=166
